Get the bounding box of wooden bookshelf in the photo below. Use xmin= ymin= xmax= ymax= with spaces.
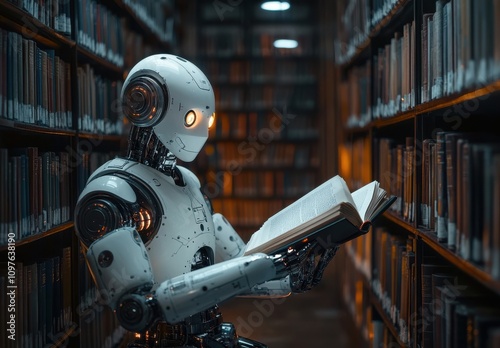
xmin=0 ymin=1 xmax=182 ymax=347
xmin=330 ymin=0 xmax=500 ymax=347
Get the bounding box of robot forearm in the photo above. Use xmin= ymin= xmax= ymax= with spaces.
xmin=156 ymin=253 xmax=277 ymax=323
xmin=238 ymin=277 xmax=292 ymax=298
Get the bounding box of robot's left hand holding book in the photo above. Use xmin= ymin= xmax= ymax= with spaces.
xmin=74 ymin=54 xmax=394 ymax=348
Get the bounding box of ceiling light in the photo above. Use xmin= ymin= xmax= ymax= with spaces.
xmin=273 ymin=39 xmax=298 ymax=49
xmin=261 ymin=1 xmax=290 ymax=11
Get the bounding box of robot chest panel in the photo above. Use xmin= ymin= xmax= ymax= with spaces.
xmin=147 ymin=178 xmax=216 ymax=280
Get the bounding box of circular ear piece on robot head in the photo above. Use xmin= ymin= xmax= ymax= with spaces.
xmin=122 ymin=71 xmax=167 ymax=127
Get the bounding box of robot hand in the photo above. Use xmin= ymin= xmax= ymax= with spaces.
xmin=271 ymin=241 xmax=339 ymax=293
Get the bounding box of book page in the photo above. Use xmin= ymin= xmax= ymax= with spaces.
xmin=352 ymin=181 xmax=378 ymax=220
xmin=351 ymin=181 xmax=388 ymax=221
xmin=351 ymin=181 xmax=379 ymax=220
xmin=246 ymin=176 xmax=354 ymax=252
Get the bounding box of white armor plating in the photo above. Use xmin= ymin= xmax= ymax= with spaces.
xmin=213 ymin=213 xmax=246 ymax=262
xmin=85 ymin=226 xmax=154 ymax=308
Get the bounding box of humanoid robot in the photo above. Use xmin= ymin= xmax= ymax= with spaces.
xmin=74 ymin=54 xmax=339 ymax=348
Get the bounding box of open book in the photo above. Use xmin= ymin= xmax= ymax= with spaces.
xmin=243 ymin=175 xmax=396 ymax=255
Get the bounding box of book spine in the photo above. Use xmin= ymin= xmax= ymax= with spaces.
xmin=436 ymin=132 xmax=448 ymax=242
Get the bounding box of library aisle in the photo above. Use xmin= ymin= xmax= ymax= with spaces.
xmin=219 ymin=265 xmax=361 ymax=348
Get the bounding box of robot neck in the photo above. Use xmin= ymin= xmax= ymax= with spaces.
xmin=126 ymin=125 xmax=184 ymax=185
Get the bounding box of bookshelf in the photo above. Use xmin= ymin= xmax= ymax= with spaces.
xmin=330 ymin=0 xmax=500 ymax=347
xmin=188 ymin=0 xmax=322 ymax=240
xmin=0 ymin=0 xmax=181 ymax=347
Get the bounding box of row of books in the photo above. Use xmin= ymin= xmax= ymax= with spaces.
xmin=371 ymin=0 xmax=405 ymax=28
xmin=0 ymin=148 xmax=71 ymax=246
xmin=76 ymin=64 xmax=124 ymax=135
xmin=335 ymin=15 xmax=412 ymax=125
xmin=200 ymin=60 xmax=316 ymax=85
xmin=208 ymin=112 xmax=319 ymax=141
xmin=213 ymin=85 xmax=317 ymax=111
xmin=333 ymin=0 xmax=370 ymax=65
xmin=421 ymin=0 xmax=500 ymax=103
xmin=343 ymin=136 xmax=500 ymax=287
xmin=0 ymin=147 xmax=118 ymax=246
xmin=370 ymin=226 xmax=500 ymax=348
xmin=6 ymin=0 xmax=72 ymax=35
xmin=76 ymin=0 xmax=126 ymax=67
xmin=375 ymin=137 xmax=416 ymax=223
xmin=0 ymin=29 xmax=73 ymax=129
xmin=76 ymin=0 xmax=174 ymax=68
xmin=201 ymin=169 xmax=317 ymax=199
xmin=0 ymin=247 xmax=72 ymax=348
xmin=421 ymin=132 xmax=500 ymax=277
xmin=372 ymin=228 xmax=416 ymax=345
xmin=342 ymin=227 xmax=414 ymax=347
xmin=373 ymin=20 xmax=416 ymax=118
xmin=420 ymin=257 xmax=500 ymax=348
xmin=199 ymin=142 xmax=319 ymax=171
xmin=371 ymin=315 xmax=500 ymax=348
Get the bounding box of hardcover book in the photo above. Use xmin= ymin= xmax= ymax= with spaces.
xmin=244 ymin=175 xmax=396 ymax=255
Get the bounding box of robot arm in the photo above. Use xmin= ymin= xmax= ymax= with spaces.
xmin=83 ymin=226 xmax=280 ymax=331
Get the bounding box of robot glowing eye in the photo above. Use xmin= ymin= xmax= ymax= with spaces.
xmin=208 ymin=113 xmax=215 ymax=129
xmin=185 ymin=111 xmax=196 ymax=127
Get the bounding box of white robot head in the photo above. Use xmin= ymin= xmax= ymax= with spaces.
xmin=121 ymin=54 xmax=215 ymax=162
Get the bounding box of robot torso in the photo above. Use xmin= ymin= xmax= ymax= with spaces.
xmin=75 ymin=157 xmax=216 ymax=287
